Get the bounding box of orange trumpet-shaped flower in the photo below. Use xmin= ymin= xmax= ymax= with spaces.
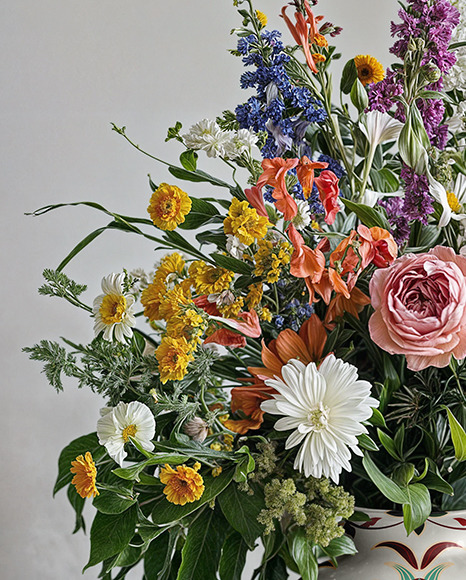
xmin=296 ymin=156 xmax=328 ymax=199
xmin=324 ymin=286 xmax=371 ymax=328
xmin=287 ymin=223 xmax=325 ymax=282
xmin=223 ymin=381 xmax=276 ymax=434
xmin=256 ymin=157 xmax=299 ymax=220
xmin=245 ymin=185 xmax=268 ymax=218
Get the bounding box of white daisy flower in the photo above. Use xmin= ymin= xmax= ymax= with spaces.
xmin=97 ymin=401 xmax=156 ymax=466
xmin=93 ymin=273 xmax=137 ymax=343
xmin=226 ymin=234 xmax=247 ymax=259
xmin=428 ymin=173 xmax=466 ymax=227
xmin=182 ymin=119 xmax=230 ymax=158
xmin=261 ymin=356 xmax=378 ymax=483
xmin=223 ymin=128 xmax=258 ymax=160
xmin=292 ymin=199 xmax=311 ymax=230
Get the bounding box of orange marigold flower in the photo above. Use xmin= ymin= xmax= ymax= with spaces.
xmin=312 ymin=53 xmax=326 ymax=63
xmin=160 ymin=462 xmax=205 ymax=505
xmin=70 ymin=452 xmax=99 ymax=499
xmin=354 ymin=54 xmax=385 ymax=86
xmin=147 ymin=183 xmax=192 ymax=231
xmin=313 ymin=32 xmax=328 ymax=47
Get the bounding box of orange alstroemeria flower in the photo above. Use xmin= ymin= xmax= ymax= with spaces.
xmin=324 ymin=286 xmax=371 ymax=329
xmin=288 ymin=223 xmax=325 ymax=283
xmin=296 ymin=156 xmax=328 ymax=199
xmin=257 ymin=157 xmax=299 ymax=220
xmin=357 ymin=225 xmax=398 ymax=268
xmin=245 ymin=185 xmax=268 ymax=218
xmin=223 ymin=381 xmax=276 ymax=435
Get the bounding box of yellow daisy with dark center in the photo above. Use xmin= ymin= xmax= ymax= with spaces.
xmin=160 ymin=462 xmax=205 ymax=505
xmin=70 ymin=452 xmax=99 ymax=499
xmin=354 ymin=55 xmax=385 ymax=86
xmin=147 ymin=183 xmax=192 ymax=231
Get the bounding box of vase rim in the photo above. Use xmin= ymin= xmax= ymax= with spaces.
xmin=354 ymin=507 xmax=466 ymax=516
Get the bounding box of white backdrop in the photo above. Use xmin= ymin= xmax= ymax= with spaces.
xmin=1 ymin=1 xmax=398 ymax=578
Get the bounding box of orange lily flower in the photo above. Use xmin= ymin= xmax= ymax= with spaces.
xmin=256 ymin=157 xmax=299 ymax=220
xmin=296 ymin=156 xmax=328 ymax=199
xmin=324 ymin=286 xmax=371 ymax=329
xmin=287 ymin=223 xmax=325 ymax=282
xmin=245 ymin=185 xmax=268 ymax=218
xmin=223 ymin=381 xmax=276 ymax=434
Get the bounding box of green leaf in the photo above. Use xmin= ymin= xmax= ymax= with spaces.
xmin=402 ymin=483 xmax=431 ymax=535
xmin=219 ymin=531 xmax=248 ymax=580
xmin=260 ymin=555 xmax=289 ymax=580
xmin=341 ymin=198 xmax=391 ymax=229
xmin=178 ymin=197 xmax=220 ymax=230
xmin=92 ymin=489 xmax=137 ymax=514
xmin=340 ymin=58 xmax=358 ymax=94
xmin=233 ymin=445 xmax=255 ymax=483
xmin=445 ymin=407 xmax=466 ymax=461
xmin=350 ymin=78 xmax=368 ymax=112
xmin=57 ymin=227 xmax=107 ymax=271
xmin=54 ymin=432 xmax=107 ymax=495
xmin=177 ymin=507 xmax=227 ymax=580
xmin=362 ymin=453 xmax=408 ymax=504
xmin=83 ymin=504 xmax=138 ymax=571
xmin=377 ymin=429 xmax=402 ymax=461
xmin=179 ymin=150 xmax=198 ymax=172
xmin=67 ymin=483 xmax=86 ymax=534
xmin=211 ymin=252 xmax=253 ymax=275
xmin=393 ymin=463 xmax=415 ymax=487
xmin=319 ymin=535 xmax=357 ymax=566
xmin=369 ymin=408 xmax=387 ymax=428
xmin=112 ymin=453 xmax=187 ymax=482
xmin=288 ymin=528 xmax=318 ymax=580
xmin=167 ymin=165 xmax=233 ymax=190
xmin=357 ymin=433 xmax=379 ymax=452
xmin=441 ymin=477 xmax=466 ymax=510
xmin=422 ymin=470 xmax=454 ymax=496
xmin=151 ymin=468 xmax=235 ymax=525
xmin=218 ymin=483 xmax=265 ymax=549
xmin=143 ymin=530 xmax=172 ymax=580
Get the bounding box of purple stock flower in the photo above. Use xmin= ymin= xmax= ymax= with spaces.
xmin=378 ymin=198 xmax=411 ymax=245
xmin=368 ymin=69 xmax=404 ymax=113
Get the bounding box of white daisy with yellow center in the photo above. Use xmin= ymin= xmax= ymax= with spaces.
xmin=93 ymin=273 xmax=137 ymax=343
xmin=97 ymin=401 xmax=156 ymax=466
xmin=261 ymin=355 xmax=378 ymax=483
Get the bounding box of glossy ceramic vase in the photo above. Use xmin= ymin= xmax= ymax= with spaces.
xmin=319 ymin=509 xmax=466 ymax=579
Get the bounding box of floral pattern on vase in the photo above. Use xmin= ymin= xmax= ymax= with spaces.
xmin=318 ymin=509 xmax=466 ymax=580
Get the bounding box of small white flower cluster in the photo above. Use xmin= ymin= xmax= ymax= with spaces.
xmin=182 ymin=119 xmax=258 ymax=160
xmin=444 ymin=0 xmax=466 ymax=91
xmin=226 ymin=234 xmax=247 ymax=259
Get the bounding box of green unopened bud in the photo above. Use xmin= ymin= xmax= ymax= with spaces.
xmin=350 ymin=78 xmax=369 ymax=113
xmin=398 ymin=106 xmax=429 ymax=174
xmin=407 ymin=37 xmax=418 ymax=52
xmin=421 ymin=63 xmax=441 ymax=84
xmin=416 ymin=38 xmax=426 ymax=52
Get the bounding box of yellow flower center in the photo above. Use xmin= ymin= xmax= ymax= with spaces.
xmin=447 ymin=191 xmax=462 ymax=213
xmin=307 ymin=402 xmax=330 ymax=432
xmin=100 ymin=294 xmax=127 ymax=325
xmin=122 ymin=424 xmax=138 ymax=442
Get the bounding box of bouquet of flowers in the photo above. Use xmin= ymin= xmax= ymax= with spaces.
xmin=26 ymin=0 xmax=466 ymax=578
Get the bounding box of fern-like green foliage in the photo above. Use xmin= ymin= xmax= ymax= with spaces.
xmin=38 ymin=269 xmax=90 ymax=311
xmin=23 ymin=340 xmax=78 ymax=392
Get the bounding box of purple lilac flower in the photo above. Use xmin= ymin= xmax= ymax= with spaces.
xmin=400 ymin=164 xmax=434 ymax=223
xmin=234 ymin=29 xmax=326 ymax=158
xmin=378 ymin=198 xmax=411 ymax=245
xmin=368 ymin=69 xmax=404 ymax=113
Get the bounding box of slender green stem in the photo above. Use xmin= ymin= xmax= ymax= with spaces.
xmin=358 ymin=143 xmax=377 ymax=202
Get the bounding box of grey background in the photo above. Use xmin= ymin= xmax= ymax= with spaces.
xmin=1 ymin=1 xmax=397 ymax=577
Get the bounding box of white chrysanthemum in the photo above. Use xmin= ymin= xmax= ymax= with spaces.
xmin=97 ymin=401 xmax=156 ymax=466
xmin=223 ymin=129 xmax=258 ymax=160
xmin=226 ymin=234 xmax=247 ymax=259
xmin=261 ymin=356 xmax=378 ymax=483
xmin=292 ymin=199 xmax=311 ymax=230
xmin=445 ymin=0 xmax=466 ymax=91
xmin=182 ymin=119 xmax=230 ymax=158
xmin=93 ymin=273 xmax=137 ymax=343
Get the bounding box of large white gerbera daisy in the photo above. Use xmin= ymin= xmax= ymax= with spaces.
xmin=97 ymin=401 xmax=156 ymax=466
xmin=93 ymin=273 xmax=137 ymax=343
xmin=261 ymin=355 xmax=378 ymax=483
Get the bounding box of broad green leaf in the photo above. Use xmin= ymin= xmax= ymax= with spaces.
xmin=445 ymin=407 xmax=466 ymax=461
xmin=402 ymin=483 xmax=431 ymax=535
xmin=422 ymin=469 xmax=454 ymax=496
xmin=211 ymin=252 xmax=253 ymax=275
xmin=340 ymin=58 xmax=358 ymax=94
xmin=67 ymin=483 xmax=86 ymax=534
xmin=377 ymin=429 xmax=402 ymax=460
xmin=92 ymin=488 xmax=137 ymax=514
xmin=393 ymin=463 xmax=415 ymax=487
xmin=319 ymin=535 xmax=357 ymax=566
xmin=341 ymin=198 xmax=391 ymax=229
xmin=84 ymin=504 xmax=138 ymax=571
xmin=54 ymin=432 xmax=107 ymax=495
xmin=219 ymin=531 xmax=248 ymax=580
xmin=233 ymin=445 xmax=255 ymax=483
xmin=260 ymin=555 xmax=289 ymax=580
xmin=112 ymin=453 xmax=187 ymax=482
xmin=369 ymin=408 xmax=387 ymax=428
xmin=143 ymin=530 xmax=172 ymax=580
xmin=151 ymin=468 xmax=235 ymax=525
xmin=177 ymin=507 xmax=227 ymax=580
xmin=362 ymin=453 xmax=408 ymax=504
xmin=178 ymin=197 xmax=221 ymax=230
xmin=350 ymin=78 xmax=368 ymax=112
xmin=168 ymin=165 xmax=233 ymax=189
xmin=179 ymin=150 xmax=198 ymax=172
xmin=114 ymin=543 xmax=142 ymax=568
xmin=218 ymin=483 xmax=265 ymax=549
xmin=288 ymin=528 xmax=318 ymax=580
xmin=357 ymin=433 xmax=379 ymax=452
xmin=441 ymin=477 xmax=466 ymax=510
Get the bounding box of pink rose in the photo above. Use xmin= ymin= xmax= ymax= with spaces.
xmin=369 ymin=246 xmax=466 ymax=371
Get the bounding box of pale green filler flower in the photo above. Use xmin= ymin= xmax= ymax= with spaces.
xmin=258 ymin=479 xmax=307 ymax=534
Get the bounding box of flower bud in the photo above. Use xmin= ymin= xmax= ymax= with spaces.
xmin=421 ymin=63 xmax=441 ymax=84
xmin=184 ymin=417 xmax=209 ymax=442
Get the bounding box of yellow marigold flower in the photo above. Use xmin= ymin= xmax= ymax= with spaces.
xmin=354 ymin=55 xmax=385 ymax=86
xmin=156 ymin=336 xmax=194 ymax=383
xmin=223 ymin=197 xmax=269 ymax=246
xmin=223 ymin=433 xmax=234 ymax=451
xmin=160 ymin=462 xmax=205 ymax=505
xmin=212 ymin=466 xmax=223 ymax=477
xmin=70 ymin=452 xmax=99 ymax=499
xmin=256 ymin=10 xmax=267 ymax=28
xmin=156 ymin=252 xmax=186 ymax=282
xmin=159 ymin=285 xmax=192 ymax=320
xmin=260 ymin=306 xmax=272 ymax=322
xmin=147 ymin=183 xmax=192 ymax=231
xmin=312 ymin=53 xmax=326 ymax=63
xmin=246 ymin=282 xmax=263 ymax=309
xmin=218 ymin=296 xmax=244 ymax=319
xmin=189 ymin=260 xmax=234 ymax=295
xmin=166 ymin=307 xmax=206 ymax=347
xmin=210 ymin=442 xmax=223 ymax=451
xmin=314 ymin=33 xmax=328 ymax=48
xmin=141 ymin=279 xmax=166 ymax=321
